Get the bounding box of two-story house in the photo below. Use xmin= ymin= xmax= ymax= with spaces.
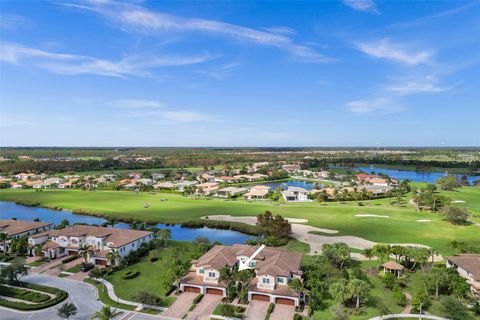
xmin=446 ymin=254 xmax=480 ymax=296
xmin=0 ymin=219 xmax=54 ymax=252
xmin=28 ymin=225 xmax=153 ymax=266
xmin=282 ymin=187 xmax=310 ymax=202
xmin=180 ymin=244 xmax=304 ymax=306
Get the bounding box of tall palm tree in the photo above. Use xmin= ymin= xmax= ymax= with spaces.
xmin=57 ymin=302 xmax=78 ymax=320
xmin=91 ymin=306 xmax=122 ymax=320
xmin=162 ymin=229 xmax=172 ymax=247
xmin=348 ymin=279 xmax=370 ymax=309
xmin=106 ymin=250 xmax=120 ymax=266
xmin=329 ymin=279 xmax=349 ymax=307
xmin=0 ymin=232 xmax=9 ymax=252
xmin=78 ymin=244 xmax=93 ymax=264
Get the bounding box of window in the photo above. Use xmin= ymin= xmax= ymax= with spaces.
xmin=249 ymin=261 xmax=256 ymax=267
xmin=277 ymin=277 xmax=284 ymax=283
xmin=199 ymin=269 xmax=204 ymax=274
xmin=208 ymin=272 xmax=216 ymax=278
xmin=262 ymin=278 xmax=270 ymax=284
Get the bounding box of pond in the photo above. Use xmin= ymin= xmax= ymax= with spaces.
xmin=260 ymin=180 xmax=321 ymax=190
xmin=0 ymin=201 xmax=255 ymax=245
xmin=357 ymin=166 xmax=480 ymax=184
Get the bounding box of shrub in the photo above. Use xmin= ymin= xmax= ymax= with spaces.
xmin=0 ymin=285 xmax=51 ymax=303
xmin=193 ymin=294 xmax=203 ymax=304
xmin=121 ymin=270 xmax=140 ymax=280
xmin=0 ymin=281 xmax=68 ymax=311
xmin=150 ymin=257 xmax=158 ymax=263
xmin=393 ymin=286 xmax=407 ymax=306
xmin=62 ymin=255 xmax=78 ymax=264
xmin=293 ymin=314 xmax=303 ymax=320
xmin=383 ymin=272 xmax=397 ymax=290
xmin=267 ymin=302 xmax=274 ymax=313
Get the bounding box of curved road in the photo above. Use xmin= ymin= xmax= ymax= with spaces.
xmin=0 ymin=273 xmax=103 ymax=320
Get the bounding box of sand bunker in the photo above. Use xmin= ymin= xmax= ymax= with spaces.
xmin=355 ymin=214 xmax=390 ymax=218
xmin=452 ymin=200 xmax=466 ymax=203
xmin=415 ymin=219 xmax=431 ymax=222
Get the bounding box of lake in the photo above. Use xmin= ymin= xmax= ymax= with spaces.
xmin=0 ymin=201 xmax=255 ymax=245
xmin=357 ymin=166 xmax=480 ymax=184
xmin=261 ymin=180 xmax=321 ymax=190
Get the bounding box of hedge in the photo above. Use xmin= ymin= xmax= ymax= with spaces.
xmin=62 ymin=255 xmax=78 ymax=264
xmin=267 ymin=302 xmax=274 ymax=313
xmin=0 ymin=281 xmax=68 ymax=311
xmin=0 ymin=285 xmax=50 ymax=303
xmin=121 ymin=270 xmax=140 ymax=280
xmin=193 ymin=294 xmax=203 ymax=304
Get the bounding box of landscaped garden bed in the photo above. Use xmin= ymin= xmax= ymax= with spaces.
xmin=0 ymin=280 xmax=68 ymax=311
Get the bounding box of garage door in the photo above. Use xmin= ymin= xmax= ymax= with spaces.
xmin=68 ymin=250 xmax=77 ymax=256
xmin=206 ymin=288 xmax=223 ymax=295
xmin=251 ymin=294 xmax=270 ymax=302
xmin=275 ymin=298 xmax=295 ymax=305
xmin=184 ymin=286 xmax=201 ymax=293
xmin=95 ymin=259 xmax=107 ymax=266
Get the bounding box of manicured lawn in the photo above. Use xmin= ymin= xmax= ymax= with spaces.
xmin=83 ymin=278 xmax=136 ymax=311
xmin=282 ymin=239 xmax=311 ymax=253
xmin=104 ymin=241 xmax=200 ymax=306
xmin=1 ymin=187 xmax=480 ymax=255
xmin=65 ymin=264 xmax=82 ymax=273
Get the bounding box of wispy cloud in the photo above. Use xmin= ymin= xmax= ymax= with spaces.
xmin=343 ymin=0 xmax=379 ymax=14
xmin=111 ymin=99 xmax=216 ymax=122
xmin=346 ymin=98 xmax=404 ymax=114
xmin=0 ymin=41 xmax=214 ymax=77
xmin=385 ymin=75 xmax=454 ymax=95
xmin=0 ymin=14 xmax=31 ymax=30
xmin=64 ymin=1 xmax=332 ymax=63
xmin=108 ymin=99 xmax=165 ymax=109
xmin=196 ymin=62 xmax=240 ymax=80
xmin=355 ymin=38 xmax=433 ymax=65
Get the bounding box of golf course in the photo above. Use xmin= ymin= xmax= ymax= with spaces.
xmin=1 ymin=185 xmax=478 ymax=256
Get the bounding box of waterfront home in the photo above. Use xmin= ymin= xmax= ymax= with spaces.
xmin=44 ymin=177 xmax=64 ymax=186
xmin=446 ymin=254 xmax=480 ymax=296
xmin=197 ymin=182 xmax=220 ymax=195
xmin=9 ymin=182 xmax=23 ymax=189
xmin=282 ymin=187 xmax=309 ymax=202
xmin=214 ymin=176 xmax=238 ymax=183
xmin=244 ymin=185 xmax=271 ymax=200
xmin=180 ymin=244 xmax=304 ymax=306
xmin=215 ymin=187 xmax=248 ymax=198
xmin=0 ymin=220 xmax=54 ymax=252
xmin=28 ymin=225 xmax=153 ymax=266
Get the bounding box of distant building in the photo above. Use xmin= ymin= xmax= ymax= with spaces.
xmin=446 ymin=254 xmax=480 ymax=296
xmin=0 ymin=220 xmax=54 ymax=252
xmin=282 ymin=187 xmax=309 ymax=202
xmin=215 ymin=187 xmax=248 ymax=198
xmin=244 ymin=185 xmax=271 ymax=200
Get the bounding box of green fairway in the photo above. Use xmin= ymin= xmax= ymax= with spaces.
xmin=1 ymin=187 xmax=479 ymax=255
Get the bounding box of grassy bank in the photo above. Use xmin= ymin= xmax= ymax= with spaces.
xmin=1 ymin=187 xmax=480 ymax=255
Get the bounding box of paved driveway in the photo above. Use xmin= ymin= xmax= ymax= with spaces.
xmin=271 ymin=304 xmax=295 ymax=320
xmin=0 ymin=273 xmax=104 ymax=320
xmin=161 ymin=292 xmax=197 ymax=318
xmin=245 ymin=300 xmax=269 ymax=320
xmin=186 ymin=294 xmax=222 ymax=320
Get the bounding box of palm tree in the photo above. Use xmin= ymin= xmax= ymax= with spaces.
xmin=78 ymin=244 xmax=93 ymax=264
xmin=329 ymin=279 xmax=349 ymax=307
xmin=106 ymin=250 xmax=120 ymax=266
xmin=157 ymin=228 xmax=172 ymax=247
xmin=289 ymin=278 xmax=306 ymax=303
xmin=57 ymin=302 xmax=78 ymax=320
xmin=0 ymin=232 xmax=9 ymax=252
xmin=364 ymin=248 xmax=374 ymax=262
xmin=92 ymin=306 xmax=122 ymax=320
xmin=33 ymin=244 xmax=42 ymax=256
xmin=348 ymin=279 xmax=370 ymax=309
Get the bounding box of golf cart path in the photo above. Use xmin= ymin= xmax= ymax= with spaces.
xmin=201 ymin=215 xmax=443 ymax=261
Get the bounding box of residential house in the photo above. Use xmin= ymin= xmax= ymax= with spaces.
xmin=446 ymin=254 xmax=480 ymax=296
xmin=215 ymin=187 xmax=248 ymax=198
xmin=28 ymin=225 xmax=153 ymax=265
xmin=137 ymin=178 xmax=153 ymax=185
xmin=281 ymin=164 xmax=301 ymax=173
xmin=13 ymin=173 xmax=37 ymax=180
xmin=214 ymin=176 xmax=238 ymax=183
xmin=44 ymin=177 xmax=64 ymax=186
xmin=9 ymin=182 xmax=23 ymax=189
xmin=175 ymin=181 xmax=198 ymax=192
xmin=251 ymin=162 xmax=269 ymax=172
xmin=154 ymin=182 xmax=175 ymax=189
xmin=180 ymin=244 xmax=304 ymax=306
xmin=197 ymin=173 xmax=215 ymax=182
xmin=0 ymin=220 xmax=54 ymax=252
xmin=244 ymin=185 xmax=271 ymax=200
xmin=151 ymin=173 xmax=165 ymax=180
xmin=197 ymin=182 xmax=220 ymax=195
xmin=282 ymin=187 xmax=310 ymax=202
xmin=128 ymin=172 xmax=142 ymax=179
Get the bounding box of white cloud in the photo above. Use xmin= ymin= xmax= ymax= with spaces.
xmin=65 ymin=1 xmax=332 ymax=63
xmin=196 ymin=62 xmax=240 ymax=79
xmin=346 ymin=98 xmax=404 ymax=114
xmin=0 ymin=14 xmax=31 ymax=30
xmin=0 ymin=41 xmax=214 ymax=77
xmin=355 ymin=38 xmax=433 ymax=65
xmin=385 ymin=75 xmax=453 ymax=95
xmin=108 ymin=99 xmax=165 ymax=108
xmin=160 ymin=111 xmax=211 ymax=122
xmin=343 ymin=0 xmax=379 ymax=14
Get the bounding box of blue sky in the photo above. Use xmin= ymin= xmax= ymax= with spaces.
xmin=1 ymin=0 xmax=479 ymax=147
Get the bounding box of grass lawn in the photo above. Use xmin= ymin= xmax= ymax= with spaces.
xmin=83 ymin=278 xmax=136 ymax=311
xmin=104 ymin=240 xmax=200 ymax=307
xmin=65 ymin=264 xmax=82 ymax=273
xmin=282 ymin=239 xmax=311 ymax=254
xmin=1 ymin=186 xmax=480 ymax=255
xmin=28 ymin=259 xmax=49 ymax=267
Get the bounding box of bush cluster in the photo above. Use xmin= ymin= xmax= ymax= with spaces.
xmin=121 ymin=270 xmax=140 ymax=280
xmin=0 ymin=281 xmax=68 ymax=311
xmin=61 ymin=255 xmax=78 ymax=264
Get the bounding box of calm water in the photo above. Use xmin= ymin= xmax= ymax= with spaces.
xmin=357 ymin=166 xmax=480 ymax=184
xmin=261 ymin=180 xmax=321 ymax=190
xmin=0 ymin=201 xmax=254 ymax=245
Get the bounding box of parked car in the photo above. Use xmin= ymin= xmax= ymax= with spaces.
xmin=80 ymin=263 xmax=94 ymax=272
